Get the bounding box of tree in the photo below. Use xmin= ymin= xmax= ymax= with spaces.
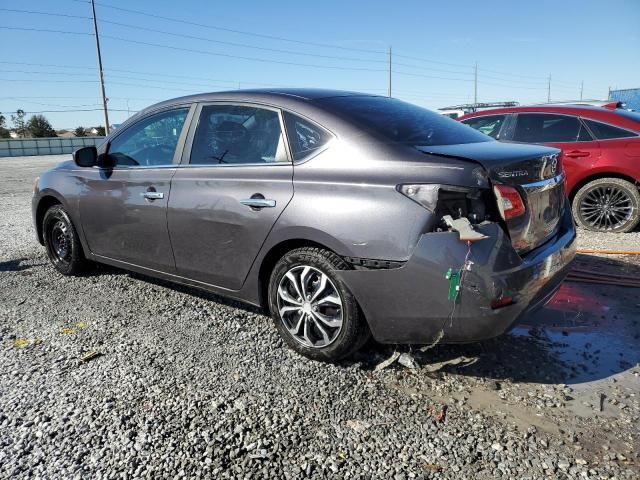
xmin=95 ymin=126 xmax=106 ymax=136
xmin=26 ymin=115 xmax=57 ymax=138
xmin=74 ymin=126 xmax=87 ymax=137
xmin=11 ymin=109 xmax=27 ymax=138
xmin=0 ymin=113 xmax=10 ymax=138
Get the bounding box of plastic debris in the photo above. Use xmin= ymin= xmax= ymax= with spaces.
xmin=79 ymin=351 xmax=101 ymax=362
xmin=442 ymin=215 xmax=488 ymax=242
xmin=397 ymin=352 xmax=418 ymax=369
xmin=373 ymin=351 xmax=400 ymax=372
xmin=13 ymin=338 xmax=29 ymax=348
xmin=423 ymin=356 xmax=478 ymax=373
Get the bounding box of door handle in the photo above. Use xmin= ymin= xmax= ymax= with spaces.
xmin=240 ymin=198 xmax=276 ymax=208
xmin=141 ymin=191 xmax=164 ymax=200
xmin=564 ymin=150 xmax=590 ymax=158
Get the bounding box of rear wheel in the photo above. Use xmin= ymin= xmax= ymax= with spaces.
xmin=268 ymin=247 xmax=370 ymax=361
xmin=572 ymin=178 xmax=640 ymax=233
xmin=43 ymin=205 xmax=89 ymax=275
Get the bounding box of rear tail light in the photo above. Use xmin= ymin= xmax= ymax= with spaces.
xmin=493 ymin=184 xmax=525 ymax=220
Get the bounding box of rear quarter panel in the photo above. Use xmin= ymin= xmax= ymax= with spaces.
xmin=270 ymin=139 xmax=491 ymax=262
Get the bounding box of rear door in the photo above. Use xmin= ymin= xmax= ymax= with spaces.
xmin=167 ymin=103 xmax=294 ymax=290
xmin=509 ymin=113 xmax=601 ymax=190
xmin=79 ymin=106 xmax=193 ymax=272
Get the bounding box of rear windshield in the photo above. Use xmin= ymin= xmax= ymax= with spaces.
xmin=320 ymin=96 xmax=492 ymax=146
xmin=615 ymin=108 xmax=640 ymax=126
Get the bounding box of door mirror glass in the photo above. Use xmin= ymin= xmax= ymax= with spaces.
xmin=73 ymin=146 xmax=98 ymax=167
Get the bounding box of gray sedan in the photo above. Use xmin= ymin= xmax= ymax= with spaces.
xmin=32 ymin=89 xmax=576 ymax=361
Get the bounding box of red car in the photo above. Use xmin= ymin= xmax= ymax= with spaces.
xmin=459 ymin=103 xmax=640 ymax=232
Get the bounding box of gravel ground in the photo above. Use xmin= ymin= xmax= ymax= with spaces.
xmin=1 ymin=155 xmax=638 ymax=479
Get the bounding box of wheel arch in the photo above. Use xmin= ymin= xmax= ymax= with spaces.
xmin=569 ymin=171 xmax=639 ymax=201
xmin=35 ymin=194 xmax=64 ymax=245
xmin=257 ymin=238 xmax=341 ymax=312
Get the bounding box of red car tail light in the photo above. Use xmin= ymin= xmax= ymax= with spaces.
xmin=493 ymin=184 xmax=525 ymax=220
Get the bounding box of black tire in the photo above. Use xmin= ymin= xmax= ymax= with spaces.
xmin=268 ymin=247 xmax=370 ymax=362
xmin=42 ymin=205 xmax=89 ymax=275
xmin=572 ymin=178 xmax=640 ymax=233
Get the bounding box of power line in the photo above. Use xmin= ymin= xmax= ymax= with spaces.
xmin=0 ymin=7 xmax=91 ymax=20
xmin=3 ymin=6 xmax=612 ymax=95
xmin=393 ymin=70 xmax=474 ymax=82
xmin=98 ymin=19 xmax=388 ymax=65
xmin=100 ymin=35 xmax=389 ymax=73
xmin=0 ymin=26 xmax=91 ymax=36
xmin=85 ymin=0 xmax=387 ymax=55
xmin=392 ymin=52 xmax=472 ymax=69
xmin=1 ymin=108 xmax=133 ymax=114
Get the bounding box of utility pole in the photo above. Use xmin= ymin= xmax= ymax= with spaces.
xmin=474 ymin=62 xmax=478 ymax=105
xmin=388 ymin=46 xmax=392 ymax=97
xmin=91 ymin=0 xmax=110 ymax=135
xmin=580 ymin=81 xmax=584 ymax=100
xmin=547 ymin=74 xmax=551 ymax=103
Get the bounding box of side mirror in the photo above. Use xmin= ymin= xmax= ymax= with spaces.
xmin=73 ymin=146 xmax=98 ymax=167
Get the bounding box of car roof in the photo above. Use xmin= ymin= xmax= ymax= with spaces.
xmin=115 ymin=89 xmax=384 ymax=140
xmin=459 ymin=104 xmax=640 ymax=130
xmin=143 ymin=88 xmax=374 ymax=111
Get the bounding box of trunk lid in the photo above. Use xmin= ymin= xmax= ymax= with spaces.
xmin=417 ymin=141 xmax=565 ymax=254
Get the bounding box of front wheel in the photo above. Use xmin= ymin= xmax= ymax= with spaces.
xmin=572 ymin=178 xmax=640 ymax=233
xmin=42 ymin=205 xmax=89 ymax=275
xmin=268 ymin=247 xmax=370 ymax=362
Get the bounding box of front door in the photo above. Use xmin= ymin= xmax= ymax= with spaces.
xmin=79 ymin=106 xmax=192 ymax=272
xmin=168 ymin=103 xmax=294 ymax=290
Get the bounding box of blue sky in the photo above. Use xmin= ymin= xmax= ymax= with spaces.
xmin=1 ymin=0 xmax=638 ymax=129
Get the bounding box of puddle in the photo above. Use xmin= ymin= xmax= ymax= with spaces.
xmin=515 ymin=282 xmax=640 ymax=384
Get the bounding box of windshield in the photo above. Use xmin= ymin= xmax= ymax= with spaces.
xmin=320 ymin=96 xmax=492 ymax=146
xmin=615 ymin=108 xmax=640 ymax=126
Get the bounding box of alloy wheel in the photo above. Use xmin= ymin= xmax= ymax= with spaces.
xmin=580 ymin=185 xmax=634 ymax=231
xmin=276 ymin=265 xmax=344 ymax=348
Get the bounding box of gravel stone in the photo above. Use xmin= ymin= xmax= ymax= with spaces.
xmin=0 ymin=155 xmax=638 ymax=479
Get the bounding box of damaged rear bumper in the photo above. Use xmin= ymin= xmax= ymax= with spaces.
xmin=337 ymin=203 xmax=576 ymax=344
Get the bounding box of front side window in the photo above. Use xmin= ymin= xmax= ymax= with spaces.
xmin=513 ymin=113 xmax=582 ymax=143
xmin=108 ymin=108 xmax=189 ymax=167
xmin=583 ymin=119 xmax=638 ymax=140
xmin=283 ymin=112 xmax=333 ymax=161
xmin=190 ymin=105 xmax=288 ymax=165
xmin=461 ymin=115 xmax=507 ymax=139
xmin=319 ymin=96 xmax=491 ymax=146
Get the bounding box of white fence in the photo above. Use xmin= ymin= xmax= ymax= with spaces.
xmin=0 ymin=137 xmax=105 ymax=157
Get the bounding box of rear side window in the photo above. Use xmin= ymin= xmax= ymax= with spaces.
xmin=190 ymin=105 xmax=288 ymax=165
xmin=513 ymin=114 xmax=582 ymax=143
xmin=283 ymin=112 xmax=332 ymax=161
xmin=320 ymin=96 xmax=491 ymax=146
xmin=583 ymin=119 xmax=638 ymax=140
xmin=461 ymin=115 xmax=507 ymax=139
